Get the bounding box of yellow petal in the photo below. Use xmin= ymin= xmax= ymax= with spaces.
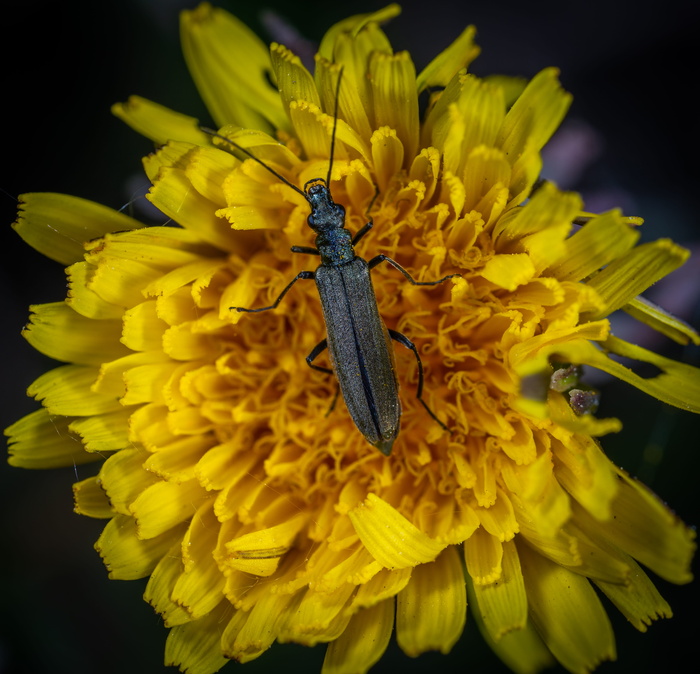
xmin=270 ymin=42 xmax=320 ymax=118
xmin=417 ymin=25 xmax=480 ymax=93
xmin=317 ymin=4 xmax=401 ymax=63
xmin=464 ymin=526 xmax=504 ymax=585
xmin=112 ymin=96 xmax=210 ymax=145
xmin=13 ymin=193 xmax=139 ymax=265
xmin=69 ymin=409 xmax=132 ymax=451
xmin=147 ymin=167 xmax=241 ymax=251
xmin=499 ymin=67 xmax=572 ymax=169
xmin=351 ymin=567 xmax=412 ymax=610
xmin=623 ymin=295 xmax=700 ymax=345
xmin=95 ymin=513 xmax=184 ymax=580
xmin=151 ymin=142 xmax=238 ymax=206
xmin=86 ymin=258 xmax=162 ymax=309
xmin=27 ymin=365 xmax=118 ymax=415
xmin=461 ymin=145 xmax=511 ymax=218
xmin=470 ymin=601 xmax=554 ymax=674
xmin=226 ymin=590 xmax=295 ymax=661
xmin=144 ymin=541 xmax=192 ymax=627
xmin=99 ymin=447 xmax=157 ymax=515
xmin=144 ymin=435 xmax=215 ymax=483
xmin=348 ymin=493 xmax=447 ymax=568
xmin=5 ymin=409 xmax=98 ymax=469
xmin=322 ymin=599 xmax=394 ymax=674
xmin=180 ymin=3 xmax=286 ymax=131
xmin=547 ymin=209 xmax=640 ymax=282
xmin=553 ymin=336 xmax=700 ymax=414
xmin=171 ymin=504 xmax=225 ymax=619
xmin=481 ymin=253 xmax=535 ymax=290
xmin=600 ymin=466 xmax=695 ymax=584
xmin=66 ymin=262 xmax=124 ymax=320
xmin=223 ymin=513 xmax=308 ymax=576
xmin=571 ymin=503 xmax=674 ymax=632
xmin=431 ymin=75 xmax=505 ymax=178
xmin=584 ymin=238 xmax=690 ymax=319
xmin=550 ymin=431 xmax=618 ymax=522
xmin=288 ymin=100 xmax=340 ymax=163
xmin=396 ymin=546 xmax=466 ymax=656
xmin=129 ymin=479 xmax=208 ymax=539
xmin=518 ymin=541 xmax=616 ymax=672
xmin=284 ymin=584 xmax=355 ymax=644
xmin=468 ymin=538 xmax=528 ymax=640
xmin=493 ymin=181 xmax=581 ymax=246
xmin=369 ymin=50 xmax=419 ymax=162
xmin=72 ymin=476 xmax=114 ymax=518
xmin=371 ymin=126 xmax=405 ymax=193
xmin=475 ymin=488 xmax=519 ymax=541
xmin=594 ymin=555 xmax=672 ymax=632
xmin=121 ymin=300 xmax=167 ymax=351
xmin=23 ymin=302 xmax=128 ymax=365
xmin=164 ymin=600 xmax=230 ymax=673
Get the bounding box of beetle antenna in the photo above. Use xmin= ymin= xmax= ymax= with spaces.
xmin=200 ymin=126 xmax=307 ymax=199
xmin=326 ymin=68 xmax=344 ymax=189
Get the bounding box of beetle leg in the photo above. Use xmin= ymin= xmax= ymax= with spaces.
xmin=368 ymin=255 xmax=460 ymax=286
xmin=388 ymin=329 xmax=451 ymax=434
xmin=352 ymin=184 xmax=380 ymax=246
xmin=232 ymin=270 xmax=315 ymax=313
xmin=306 ymin=338 xmax=333 ymax=375
xmin=306 ymin=338 xmax=340 ymax=417
xmin=351 ymin=218 xmax=374 ymax=246
xmin=291 ymin=245 xmax=320 ymax=255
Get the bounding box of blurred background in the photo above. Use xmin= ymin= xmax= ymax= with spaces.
xmin=2 ymin=0 xmax=699 ymax=672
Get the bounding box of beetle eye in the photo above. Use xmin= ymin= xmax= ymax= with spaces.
xmin=307 ymin=214 xmax=315 ymax=227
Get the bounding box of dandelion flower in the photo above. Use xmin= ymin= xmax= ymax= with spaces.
xmin=7 ymin=4 xmax=699 ymax=674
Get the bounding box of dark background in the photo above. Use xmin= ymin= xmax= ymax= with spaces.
xmin=2 ymin=1 xmax=699 ymax=673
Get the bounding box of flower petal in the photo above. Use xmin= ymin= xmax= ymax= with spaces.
xmin=348 ymin=493 xmax=447 ymax=568
xmin=600 ymin=466 xmax=695 ymax=584
xmin=180 ymin=3 xmax=286 ymax=131
xmin=72 ymin=476 xmax=114 ymax=518
xmin=66 ymin=262 xmax=124 ymax=319
xmin=69 ymin=409 xmax=132 ymax=451
xmin=95 ymin=513 xmax=185 ymax=580
xmin=467 ymin=538 xmax=528 ymax=641
xmin=23 ymin=302 xmax=128 ymax=365
xmin=13 ymin=193 xmax=140 ymax=265
xmin=547 ymin=210 xmax=640 ymax=282
xmin=518 ymin=541 xmax=616 ymax=672
xmin=396 ymin=546 xmax=466 ymax=656
xmin=594 ymin=556 xmax=673 ymax=632
xmin=369 ymin=50 xmax=419 ymax=162
xmin=129 ymin=479 xmax=209 ymax=539
xmin=551 ymin=336 xmax=700 ymax=414
xmin=584 ymin=238 xmax=690 ymax=319
xmin=322 ymin=599 xmax=394 ymax=674
xmin=27 ymin=365 xmax=118 ymax=415
xmin=623 ymin=296 xmax=700 ymax=345
xmin=170 ymin=504 xmax=225 ymax=619
xmin=164 ymin=600 xmax=230 ymax=673
xmin=417 ymin=25 xmax=480 ymax=92
xmin=112 ymin=96 xmax=210 ymax=145
xmin=270 ymin=42 xmax=320 ymax=117
xmin=498 ymin=67 xmax=572 ymax=183
xmin=144 ymin=541 xmax=193 ymax=627
xmin=5 ymin=409 xmax=98 ymax=469
xmin=481 ymin=253 xmax=535 ymax=290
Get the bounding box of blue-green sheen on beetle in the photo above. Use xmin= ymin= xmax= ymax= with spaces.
xmin=202 ymin=74 xmax=459 ymax=455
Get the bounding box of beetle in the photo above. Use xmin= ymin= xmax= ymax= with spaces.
xmin=203 ymin=74 xmax=459 ymax=455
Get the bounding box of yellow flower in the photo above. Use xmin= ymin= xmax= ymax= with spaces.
xmin=6 ymin=3 xmax=699 ymax=673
